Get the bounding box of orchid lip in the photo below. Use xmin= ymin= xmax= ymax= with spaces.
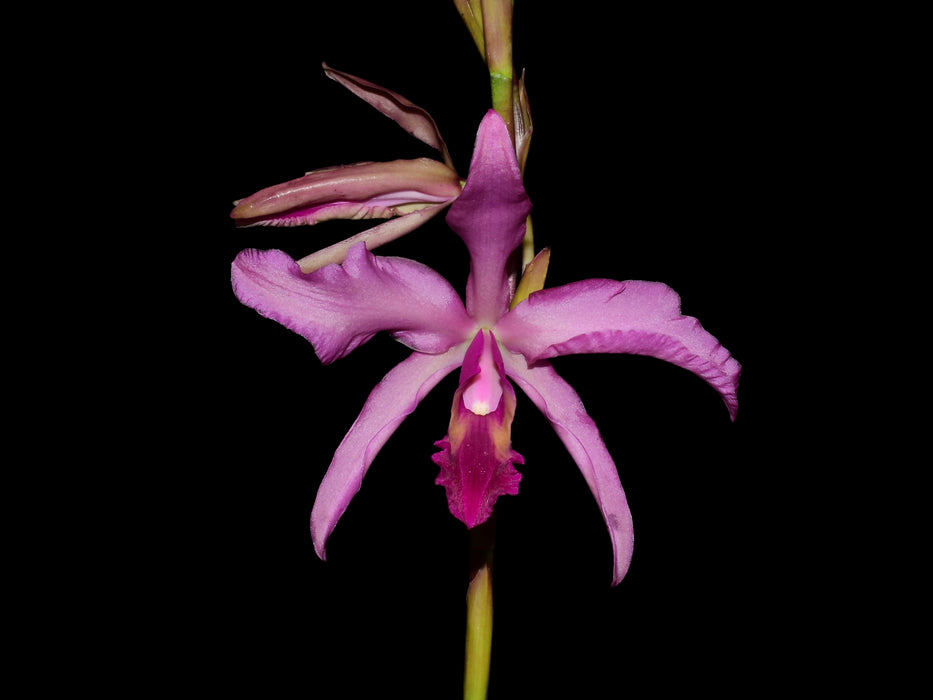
xmin=433 ymin=329 xmax=522 ymax=530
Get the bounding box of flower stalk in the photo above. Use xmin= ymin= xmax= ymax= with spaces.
xmin=480 ymin=0 xmax=515 ymax=142
xmin=464 ymin=517 xmax=496 ymax=700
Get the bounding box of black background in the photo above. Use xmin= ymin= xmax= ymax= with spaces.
xmin=118 ymin=2 xmax=878 ymax=697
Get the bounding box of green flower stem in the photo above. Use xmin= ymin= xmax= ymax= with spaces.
xmin=464 ymin=517 xmax=496 ymax=700
xmin=489 ymin=72 xmax=514 ymax=136
xmin=482 ymin=0 xmax=514 ymax=139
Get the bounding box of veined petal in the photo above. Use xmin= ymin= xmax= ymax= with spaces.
xmin=496 ymin=279 xmax=741 ymax=420
xmin=324 ymin=63 xmax=454 ymax=169
xmin=230 ymin=158 xmax=461 ymax=227
xmin=445 ymin=110 xmax=532 ymax=325
xmin=232 ymin=242 xmax=475 ymax=363
xmin=502 ymin=354 xmax=634 ymax=586
xmin=311 ymin=345 xmax=467 ymax=560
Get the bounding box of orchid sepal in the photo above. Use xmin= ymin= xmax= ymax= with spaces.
xmin=311 ymin=345 xmax=468 ymax=560
xmin=446 ymin=110 xmax=531 ymax=325
xmin=502 ymin=355 xmax=635 ymax=586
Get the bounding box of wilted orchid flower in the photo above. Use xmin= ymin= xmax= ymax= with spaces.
xmin=232 ymin=111 xmax=740 ymax=585
xmin=231 ymin=64 xmax=463 ymax=272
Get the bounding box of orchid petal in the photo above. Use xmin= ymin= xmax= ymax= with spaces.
xmin=323 ymin=63 xmax=455 ymax=169
xmin=311 ymin=345 xmax=467 ymax=560
xmin=232 ymin=242 xmax=475 ymax=364
xmin=496 ymin=279 xmax=741 ymax=420
xmin=230 ymin=158 xmax=461 ymax=227
xmin=446 ymin=110 xmax=532 ymax=325
xmin=502 ymin=354 xmax=634 ymax=586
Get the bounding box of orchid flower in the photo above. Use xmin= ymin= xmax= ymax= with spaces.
xmin=232 ymin=110 xmax=741 ymax=586
xmin=231 ymin=64 xmax=463 ymax=273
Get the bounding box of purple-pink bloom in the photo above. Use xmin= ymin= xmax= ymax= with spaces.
xmin=232 ymin=110 xmax=740 ymax=585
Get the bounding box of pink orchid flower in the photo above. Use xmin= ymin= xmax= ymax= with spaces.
xmin=231 ymin=64 xmax=463 ymax=272
xmin=232 ymin=111 xmax=741 ymax=585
